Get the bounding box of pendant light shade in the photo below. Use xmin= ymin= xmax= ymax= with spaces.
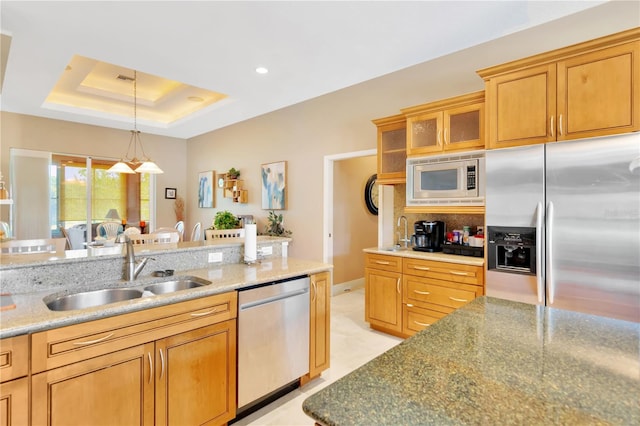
xmin=135 ymin=160 xmax=164 ymax=174
xmin=108 ymin=161 xmax=136 ymax=174
xmin=108 ymin=71 xmax=163 ymax=174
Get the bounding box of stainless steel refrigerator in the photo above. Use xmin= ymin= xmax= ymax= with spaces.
xmin=485 ymin=133 xmax=640 ymax=323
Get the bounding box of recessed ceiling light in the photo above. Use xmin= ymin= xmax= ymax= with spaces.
xmin=255 ymin=67 xmax=269 ymax=74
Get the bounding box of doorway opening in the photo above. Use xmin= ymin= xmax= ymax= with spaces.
xmin=323 ymin=149 xmax=378 ymax=294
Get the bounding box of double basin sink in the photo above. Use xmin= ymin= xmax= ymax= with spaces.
xmin=44 ymin=276 xmax=212 ymax=312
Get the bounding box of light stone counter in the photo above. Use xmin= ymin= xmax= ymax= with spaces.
xmin=0 ymin=257 xmax=331 ymax=339
xmin=303 ymin=296 xmax=639 ymax=425
xmin=363 ymin=247 xmax=484 ymax=267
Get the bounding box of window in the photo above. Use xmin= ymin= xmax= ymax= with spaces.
xmin=52 ymin=154 xmax=150 ymax=241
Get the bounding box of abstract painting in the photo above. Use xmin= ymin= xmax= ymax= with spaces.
xmin=261 ymin=161 xmax=286 ymax=210
xmin=198 ymin=170 xmax=215 ymax=208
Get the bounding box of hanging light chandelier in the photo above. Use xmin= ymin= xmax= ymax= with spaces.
xmin=108 ymin=70 xmax=163 ymax=174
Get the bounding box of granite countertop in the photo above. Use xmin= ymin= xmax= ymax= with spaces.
xmin=303 ymin=296 xmax=640 ymax=425
xmin=363 ymin=247 xmax=484 ymax=267
xmin=0 ymin=257 xmax=331 ymax=339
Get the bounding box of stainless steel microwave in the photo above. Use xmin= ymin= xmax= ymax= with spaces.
xmin=406 ymin=151 xmax=485 ymax=206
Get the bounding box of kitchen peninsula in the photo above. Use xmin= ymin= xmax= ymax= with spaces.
xmin=303 ymin=296 xmax=640 ymax=425
xmin=0 ymin=235 xmax=332 ymax=425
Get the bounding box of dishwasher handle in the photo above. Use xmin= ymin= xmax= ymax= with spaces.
xmin=239 ymin=288 xmax=309 ymax=311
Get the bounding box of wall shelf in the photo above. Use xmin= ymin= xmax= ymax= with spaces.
xmin=219 ymin=174 xmax=248 ymax=204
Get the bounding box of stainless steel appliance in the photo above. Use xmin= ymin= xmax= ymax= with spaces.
xmin=406 ymin=151 xmax=485 ymax=207
xmin=412 ymin=220 xmax=445 ymax=252
xmin=486 ymin=133 xmax=640 ymax=322
xmin=237 ymin=276 xmax=310 ymax=412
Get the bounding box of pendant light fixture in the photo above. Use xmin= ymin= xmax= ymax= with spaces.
xmin=108 ymin=70 xmax=163 ymax=174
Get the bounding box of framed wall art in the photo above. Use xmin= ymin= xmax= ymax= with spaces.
xmin=198 ymin=170 xmax=215 ymax=208
xmin=165 ymin=187 xmax=177 ymax=199
xmin=261 ymin=161 xmax=287 ymax=210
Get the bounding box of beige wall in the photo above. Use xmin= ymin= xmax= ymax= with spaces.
xmin=186 ymin=88 xmax=389 ymax=261
xmin=333 ymin=156 xmax=377 ymax=285
xmin=0 ymin=112 xmax=188 ymax=230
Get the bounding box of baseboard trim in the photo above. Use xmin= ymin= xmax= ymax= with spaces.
xmin=332 ymin=278 xmax=364 ymax=296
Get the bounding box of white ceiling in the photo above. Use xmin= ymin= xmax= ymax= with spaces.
xmin=0 ymin=1 xmax=635 ymax=139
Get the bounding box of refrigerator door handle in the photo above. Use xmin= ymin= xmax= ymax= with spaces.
xmin=535 ymin=202 xmax=544 ymax=304
xmin=546 ymin=201 xmax=554 ymax=305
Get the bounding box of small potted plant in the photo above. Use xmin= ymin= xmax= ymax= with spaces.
xmin=264 ymin=210 xmax=292 ymax=237
xmin=211 ymin=210 xmax=239 ymax=230
xmin=226 ymin=167 xmax=240 ymax=180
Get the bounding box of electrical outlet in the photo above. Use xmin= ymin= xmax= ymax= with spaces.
xmin=260 ymin=246 xmax=273 ymax=256
xmin=208 ymin=252 xmax=223 ymax=263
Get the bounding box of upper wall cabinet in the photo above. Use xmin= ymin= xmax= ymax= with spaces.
xmin=372 ymin=114 xmax=407 ymax=184
xmin=402 ymin=91 xmax=485 ymax=157
xmin=478 ymin=28 xmax=640 ymax=150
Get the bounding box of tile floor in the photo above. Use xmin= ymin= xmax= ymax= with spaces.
xmin=234 ymin=287 xmax=403 ymax=426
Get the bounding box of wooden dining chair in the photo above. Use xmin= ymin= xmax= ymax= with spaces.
xmin=190 ymin=222 xmax=202 ymax=241
xmin=0 ymin=221 xmax=11 ymax=239
xmin=0 ymin=238 xmax=67 ymax=255
xmin=174 ymin=221 xmax=185 ymax=241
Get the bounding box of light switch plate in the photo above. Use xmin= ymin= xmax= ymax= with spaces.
xmin=208 ymin=252 xmax=223 ymax=263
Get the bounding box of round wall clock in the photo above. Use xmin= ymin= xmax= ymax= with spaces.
xmin=364 ymin=174 xmax=379 ymax=216
xmin=218 ymin=177 xmax=225 ymax=188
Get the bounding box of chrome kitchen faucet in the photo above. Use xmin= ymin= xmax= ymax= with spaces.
xmin=115 ymin=234 xmax=152 ymax=281
xmin=397 ymin=215 xmax=409 ymax=249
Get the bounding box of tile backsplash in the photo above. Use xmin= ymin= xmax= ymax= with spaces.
xmin=393 ymin=184 xmax=484 ymax=238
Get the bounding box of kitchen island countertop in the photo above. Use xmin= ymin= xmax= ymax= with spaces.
xmin=303 ymin=296 xmax=639 ymax=425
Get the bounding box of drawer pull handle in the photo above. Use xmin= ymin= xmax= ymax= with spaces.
xmin=190 ymin=308 xmax=218 ymax=317
xmin=159 ymin=349 xmax=165 ymax=380
xmin=72 ymin=332 xmax=115 ymax=346
xmin=147 ymin=352 xmax=153 ymax=385
xmin=449 ymin=296 xmax=468 ymax=303
xmin=449 ymin=271 xmax=470 ymax=276
xmin=413 ymin=266 xmax=430 ymax=271
xmin=413 ymin=290 xmax=430 ymax=295
xmin=414 ymin=321 xmax=431 ymax=327
xmin=406 ymin=303 xmax=414 ymax=307
xmin=375 ymin=260 xmax=391 ymax=265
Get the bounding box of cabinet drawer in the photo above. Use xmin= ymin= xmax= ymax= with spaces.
xmin=403 ymin=258 xmax=483 ymax=286
xmin=365 ymin=253 xmax=403 ymax=273
xmin=32 ymin=291 xmax=237 ymax=373
xmin=403 ymin=275 xmax=479 ymax=313
xmin=0 ymin=335 xmax=28 ymax=382
xmin=402 ymin=305 xmax=446 ymax=337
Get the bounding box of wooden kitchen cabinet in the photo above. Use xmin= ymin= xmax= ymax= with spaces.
xmin=402 ymin=91 xmax=485 ymax=157
xmin=307 ymin=271 xmax=331 ymax=380
xmin=0 ymin=335 xmax=29 ymax=426
xmin=479 ymin=28 xmax=640 ymax=149
xmin=32 ymin=343 xmax=155 ymax=425
xmin=365 ymin=253 xmax=484 ymax=338
xmin=155 ymin=320 xmax=236 ymax=426
xmin=365 ymin=253 xmax=403 ymax=336
xmin=31 ymin=292 xmax=238 ymax=426
xmin=372 ymin=114 xmax=407 ymax=184
xmin=402 ymin=257 xmax=484 ymax=337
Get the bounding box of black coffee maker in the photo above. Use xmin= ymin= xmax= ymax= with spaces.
xmin=412 ymin=221 xmax=445 ymax=252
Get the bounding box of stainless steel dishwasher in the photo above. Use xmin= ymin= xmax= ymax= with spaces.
xmin=237 ymin=275 xmax=310 ymax=412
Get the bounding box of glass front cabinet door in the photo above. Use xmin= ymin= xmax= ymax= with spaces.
xmin=373 ymin=114 xmax=407 ymax=184
xmin=403 ymin=91 xmax=485 ymax=157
